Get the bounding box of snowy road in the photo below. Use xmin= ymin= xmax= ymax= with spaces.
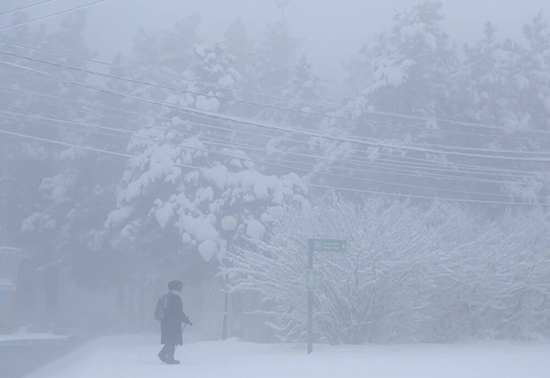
xmin=25 ymin=335 xmax=550 ymax=378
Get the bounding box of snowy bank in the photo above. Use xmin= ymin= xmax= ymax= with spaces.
xmin=0 ymin=332 xmax=69 ymax=345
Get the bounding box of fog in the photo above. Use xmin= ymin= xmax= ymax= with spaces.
xmin=85 ymin=0 xmax=548 ymax=79
xmin=1 ymin=0 xmax=550 ymax=377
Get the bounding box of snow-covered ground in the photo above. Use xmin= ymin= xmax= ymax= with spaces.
xmin=25 ymin=335 xmax=550 ymax=378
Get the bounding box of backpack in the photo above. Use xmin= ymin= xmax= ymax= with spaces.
xmin=154 ymin=294 xmax=170 ymax=322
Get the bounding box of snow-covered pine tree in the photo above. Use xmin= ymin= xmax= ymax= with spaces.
xmin=104 ymin=22 xmax=309 ymax=282
xmin=340 ymin=0 xmax=457 ymax=138
xmin=107 ymin=127 xmax=308 ymax=268
xmin=459 ymin=17 xmax=550 ymax=205
xmin=0 ymin=11 xmax=120 ymax=282
xmin=305 ymin=1 xmax=464 ymax=202
xmin=133 ymin=13 xmax=201 ymax=74
xmin=224 ymin=17 xmax=255 ymax=86
xmin=519 ymin=11 xmax=550 ymax=132
xmin=255 ymin=19 xmax=299 ymax=96
xmin=461 ymin=22 xmax=523 ymax=130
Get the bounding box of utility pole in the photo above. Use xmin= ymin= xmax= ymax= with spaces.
xmin=221 ymin=215 xmax=238 ymax=341
xmin=274 ymin=0 xmax=290 ymax=21
xmin=1 ymin=147 xmax=8 ymax=246
xmin=307 ymin=245 xmax=313 ymax=354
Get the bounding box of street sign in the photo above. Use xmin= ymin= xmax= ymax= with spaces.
xmin=305 ymin=270 xmax=318 ymax=291
xmin=308 ymin=239 xmax=347 ymax=253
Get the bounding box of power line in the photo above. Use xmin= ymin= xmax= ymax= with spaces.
xmin=0 ymin=36 xmax=547 ymax=140
xmin=0 ymin=86 xmax=542 ymax=180
xmin=0 ymin=126 xmax=546 ymax=207
xmin=0 ymin=80 xmax=543 ymax=192
xmin=0 ymin=85 xmax=506 ymax=177
xmin=3 ymin=108 xmax=532 ymax=200
xmin=0 ymin=0 xmax=57 ymax=18
xmin=3 ymin=47 xmax=550 ymax=151
xmin=0 ymin=0 xmax=110 ymax=32
xmin=1 ymin=59 xmax=548 ymax=198
xmin=2 ymin=103 xmax=524 ymax=187
xmin=2 ymin=55 xmax=550 ymax=163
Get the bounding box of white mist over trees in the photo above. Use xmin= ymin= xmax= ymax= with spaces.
xmin=1 ymin=0 xmax=550 ymax=344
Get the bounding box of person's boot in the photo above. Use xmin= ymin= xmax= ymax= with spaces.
xmin=158 ymin=348 xmax=168 ymax=364
xmin=165 ymin=353 xmax=180 ymax=365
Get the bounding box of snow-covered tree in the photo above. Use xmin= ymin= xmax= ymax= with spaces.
xmin=344 ymin=0 xmax=457 ymax=123
xmin=133 ymin=13 xmax=201 ymax=73
xmin=461 ymin=23 xmax=524 ymax=130
xmin=228 ymin=195 xmax=550 ymax=344
xmin=224 ymin=17 xmax=255 ymax=81
xmin=106 ymin=117 xmax=308 ymax=281
xmin=179 ymin=42 xmax=243 ymax=115
xmin=519 ymin=12 xmax=550 ymax=131
xmin=0 ymin=11 xmax=133 ymax=327
xmin=254 ymin=20 xmax=299 ymax=95
xmin=285 ymin=1 xmax=463 ymax=204
xmin=458 ymin=17 xmax=550 ymax=205
xmin=0 ymin=10 xmax=108 ymax=260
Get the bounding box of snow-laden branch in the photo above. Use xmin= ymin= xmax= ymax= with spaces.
xmin=227 ymin=196 xmax=550 ymax=344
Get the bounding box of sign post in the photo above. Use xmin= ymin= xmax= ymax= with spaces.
xmin=306 ymin=239 xmax=346 ymax=354
xmin=307 ymin=248 xmax=314 ymax=354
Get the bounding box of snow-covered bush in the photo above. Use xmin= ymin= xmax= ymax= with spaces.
xmin=227 ymin=196 xmax=550 ymax=344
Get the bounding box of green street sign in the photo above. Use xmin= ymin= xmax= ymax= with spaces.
xmin=305 ymin=270 xmax=318 ymax=291
xmin=308 ymin=239 xmax=347 ymax=253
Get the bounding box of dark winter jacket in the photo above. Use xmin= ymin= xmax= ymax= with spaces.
xmin=160 ymin=291 xmax=190 ymax=346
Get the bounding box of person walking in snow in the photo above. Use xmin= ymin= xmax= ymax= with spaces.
xmin=155 ymin=280 xmax=192 ymax=365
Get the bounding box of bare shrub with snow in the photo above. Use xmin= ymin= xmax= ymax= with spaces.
xmin=228 ymin=196 xmax=550 ymax=344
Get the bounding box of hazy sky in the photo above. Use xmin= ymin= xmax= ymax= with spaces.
xmin=2 ymin=0 xmax=549 ymax=79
